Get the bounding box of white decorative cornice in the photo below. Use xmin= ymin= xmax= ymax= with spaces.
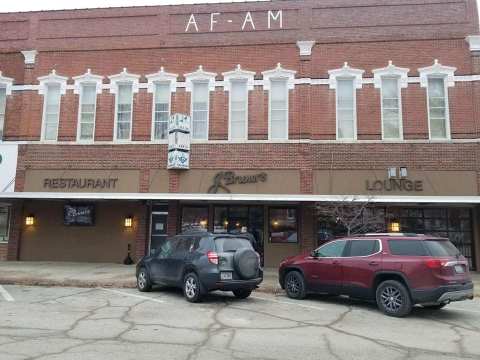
xmin=418 ymin=59 xmax=457 ymax=88
xmin=466 ymin=35 xmax=480 ymax=52
xmin=108 ymin=68 xmax=141 ymax=94
xmin=296 ymin=40 xmax=315 ymax=56
xmin=72 ymin=69 xmax=104 ymax=95
xmin=184 ymin=65 xmax=217 ymax=92
xmin=372 ymin=61 xmax=410 ymax=88
xmin=0 ymin=71 xmax=14 ymax=95
xmin=261 ymin=63 xmax=296 ymax=90
xmin=37 ymin=70 xmax=68 ymax=95
xmin=328 ymin=62 xmax=365 ymax=89
xmin=222 ymin=64 xmax=256 ymax=91
xmin=21 ymin=50 xmax=38 ymax=65
xmin=146 ymin=67 xmax=178 ymax=93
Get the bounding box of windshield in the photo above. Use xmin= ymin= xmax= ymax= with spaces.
xmin=424 ymin=239 xmax=460 ymax=257
xmin=214 ymin=237 xmax=252 ymax=252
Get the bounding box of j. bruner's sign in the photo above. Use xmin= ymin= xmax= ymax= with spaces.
xmin=366 ymin=179 xmax=423 ymax=192
xmin=208 ymin=171 xmax=268 ymax=193
xmin=43 ymin=178 xmax=119 ymax=190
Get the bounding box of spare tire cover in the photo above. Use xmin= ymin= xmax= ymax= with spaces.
xmin=234 ymin=248 xmax=259 ymax=280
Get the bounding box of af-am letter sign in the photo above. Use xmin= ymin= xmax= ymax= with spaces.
xmin=0 ymin=144 xmax=18 ymax=192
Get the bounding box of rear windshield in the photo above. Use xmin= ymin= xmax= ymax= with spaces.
xmin=388 ymin=239 xmax=460 ymax=257
xmin=214 ymin=237 xmax=253 ymax=252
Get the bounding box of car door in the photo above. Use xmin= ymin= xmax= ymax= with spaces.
xmin=165 ymin=236 xmax=193 ymax=285
xmin=341 ymin=239 xmax=382 ymax=299
xmin=150 ymin=237 xmax=179 ymax=284
xmin=306 ymin=240 xmax=348 ymax=294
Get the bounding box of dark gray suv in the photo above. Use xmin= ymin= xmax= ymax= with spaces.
xmin=136 ymin=230 xmax=263 ymax=302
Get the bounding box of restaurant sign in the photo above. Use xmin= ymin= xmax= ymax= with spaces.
xmin=208 ymin=171 xmax=267 ymax=193
xmin=366 ymin=179 xmax=423 ymax=192
xmin=43 ymin=178 xmax=119 ymax=190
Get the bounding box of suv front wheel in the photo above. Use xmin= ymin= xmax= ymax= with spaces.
xmin=376 ymin=280 xmax=412 ymax=317
xmin=183 ymin=272 xmax=203 ymax=303
xmin=284 ymin=271 xmax=306 ymax=299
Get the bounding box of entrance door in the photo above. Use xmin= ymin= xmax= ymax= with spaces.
xmin=150 ymin=212 xmax=168 ymax=256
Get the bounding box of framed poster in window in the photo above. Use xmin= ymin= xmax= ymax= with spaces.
xmin=64 ymin=204 xmax=95 ymax=226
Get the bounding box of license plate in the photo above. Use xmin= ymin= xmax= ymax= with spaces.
xmin=220 ymin=272 xmax=233 ymax=280
xmin=454 ymin=265 xmax=465 ymax=274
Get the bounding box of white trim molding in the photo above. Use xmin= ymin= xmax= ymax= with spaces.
xmin=222 ymin=64 xmax=256 ymax=91
xmin=296 ymin=40 xmax=315 ymax=56
xmin=372 ymin=61 xmax=410 ymax=89
xmin=261 ymin=63 xmax=296 ymax=90
xmin=418 ymin=59 xmax=457 ymax=88
xmin=466 ymin=35 xmax=480 ymax=52
xmin=21 ymin=50 xmax=38 ymax=65
xmin=328 ymin=62 xmax=365 ymax=89
xmin=72 ymin=69 xmax=104 ymax=95
xmin=37 ymin=70 xmax=68 ymax=95
xmin=108 ymin=68 xmax=140 ymax=94
xmin=184 ymin=65 xmax=217 ymax=92
xmin=146 ymin=67 xmax=178 ymax=93
xmin=0 ymin=72 xmax=14 ymax=95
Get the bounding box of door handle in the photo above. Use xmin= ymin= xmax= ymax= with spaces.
xmin=369 ymin=261 xmax=379 ymax=266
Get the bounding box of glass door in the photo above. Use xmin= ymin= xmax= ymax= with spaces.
xmin=150 ymin=211 xmax=168 ymax=256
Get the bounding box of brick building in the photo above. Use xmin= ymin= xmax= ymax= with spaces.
xmin=0 ymin=0 xmax=480 ymax=268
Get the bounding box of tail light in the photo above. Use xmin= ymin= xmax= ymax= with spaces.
xmin=207 ymin=251 xmax=219 ymax=265
xmin=425 ymin=259 xmax=446 ymax=269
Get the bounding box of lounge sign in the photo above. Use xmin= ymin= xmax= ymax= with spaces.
xmin=366 ymin=179 xmax=423 ymax=192
xmin=43 ymin=178 xmax=119 ymax=190
xmin=208 ymin=171 xmax=267 ymax=193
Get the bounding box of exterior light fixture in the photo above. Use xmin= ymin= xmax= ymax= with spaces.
xmin=389 ymin=221 xmax=401 ymax=232
xmin=273 ymin=220 xmax=279 ymax=227
xmin=124 ymin=216 xmax=133 ymax=228
xmin=25 ymin=215 xmax=35 ymax=226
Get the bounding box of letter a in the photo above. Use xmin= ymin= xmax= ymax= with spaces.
xmin=242 ymin=11 xmax=255 ymax=30
xmin=185 ymin=14 xmax=199 ymax=32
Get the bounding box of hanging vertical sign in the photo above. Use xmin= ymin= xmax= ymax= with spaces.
xmin=168 ymin=113 xmax=191 ymax=169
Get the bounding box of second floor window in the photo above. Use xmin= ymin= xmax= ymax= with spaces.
xmin=0 ymin=87 xmax=5 ymax=140
xmin=427 ymin=77 xmax=449 ymax=139
xmin=269 ymin=79 xmax=288 ymax=140
xmin=153 ymin=83 xmax=170 ymax=140
xmin=42 ymin=84 xmax=61 ymax=141
xmin=229 ymin=80 xmax=248 ymax=140
xmin=115 ymin=84 xmax=133 ymax=141
xmin=191 ymin=81 xmax=209 ymax=140
xmin=381 ymin=77 xmax=402 ymax=140
xmin=336 ymin=79 xmax=355 ymax=140
xmin=78 ymin=84 xmax=97 ymax=141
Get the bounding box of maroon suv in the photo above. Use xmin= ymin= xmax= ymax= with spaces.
xmin=279 ymin=234 xmax=474 ymax=317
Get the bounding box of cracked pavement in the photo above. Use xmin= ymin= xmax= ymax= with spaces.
xmin=0 ymin=285 xmax=479 ymax=360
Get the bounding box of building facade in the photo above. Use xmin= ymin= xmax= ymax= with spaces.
xmin=0 ymin=0 xmax=480 ymax=268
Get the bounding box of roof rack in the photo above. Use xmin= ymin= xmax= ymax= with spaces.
xmin=361 ymin=233 xmax=424 ymax=237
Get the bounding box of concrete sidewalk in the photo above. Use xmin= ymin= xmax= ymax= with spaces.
xmin=0 ymin=261 xmax=479 ymax=296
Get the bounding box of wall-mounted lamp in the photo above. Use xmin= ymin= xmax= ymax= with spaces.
xmin=389 ymin=221 xmax=401 ymax=233
xmin=25 ymin=214 xmax=35 ymax=226
xmin=124 ymin=216 xmax=133 ymax=228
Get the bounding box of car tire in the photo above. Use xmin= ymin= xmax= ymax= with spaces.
xmin=183 ymin=272 xmax=203 ymax=303
xmin=232 ymin=289 xmax=252 ymax=299
xmin=284 ymin=271 xmax=306 ymax=300
xmin=376 ymin=280 xmax=412 ymax=317
xmin=422 ymin=303 xmax=448 ymax=310
xmin=137 ymin=267 xmax=152 ymax=292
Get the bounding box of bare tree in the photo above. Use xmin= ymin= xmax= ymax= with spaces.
xmin=316 ymin=196 xmax=386 ymax=239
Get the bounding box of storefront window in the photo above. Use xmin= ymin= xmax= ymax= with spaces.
xmin=181 ymin=206 xmax=208 ymax=232
xmin=0 ymin=207 xmax=10 ymax=242
xmin=269 ymin=207 xmax=297 ymax=243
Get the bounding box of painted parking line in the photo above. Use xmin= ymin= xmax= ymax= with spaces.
xmin=101 ymin=288 xmax=166 ymax=304
xmin=251 ymin=295 xmax=326 ymax=311
xmin=0 ymin=285 xmax=14 ymax=302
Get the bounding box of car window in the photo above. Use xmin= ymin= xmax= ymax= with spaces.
xmin=388 ymin=240 xmax=428 ymax=256
xmin=347 ymin=240 xmax=380 ymax=257
xmin=175 ymin=236 xmax=193 ymax=254
xmin=157 ymin=237 xmax=178 ymax=259
xmin=215 ymin=237 xmax=253 ymax=252
xmin=316 ymin=240 xmax=347 ymax=258
xmin=424 ymin=239 xmax=460 ymax=257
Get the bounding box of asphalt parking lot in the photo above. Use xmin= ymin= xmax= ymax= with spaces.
xmin=0 ymin=285 xmax=479 ymax=360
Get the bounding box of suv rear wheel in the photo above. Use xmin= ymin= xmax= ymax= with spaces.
xmin=183 ymin=272 xmax=203 ymax=303
xmin=376 ymin=280 xmax=412 ymax=317
xmin=137 ymin=267 xmax=152 ymax=292
xmin=232 ymin=289 xmax=252 ymax=299
xmin=284 ymin=271 xmax=306 ymax=299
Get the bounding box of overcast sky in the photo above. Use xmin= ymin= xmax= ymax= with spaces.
xmin=0 ymin=0 xmax=478 ymax=16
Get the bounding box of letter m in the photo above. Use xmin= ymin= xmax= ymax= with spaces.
xmin=268 ymin=10 xmax=283 ymax=29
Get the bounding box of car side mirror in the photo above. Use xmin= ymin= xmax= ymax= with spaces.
xmin=310 ymin=250 xmax=318 ymax=258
